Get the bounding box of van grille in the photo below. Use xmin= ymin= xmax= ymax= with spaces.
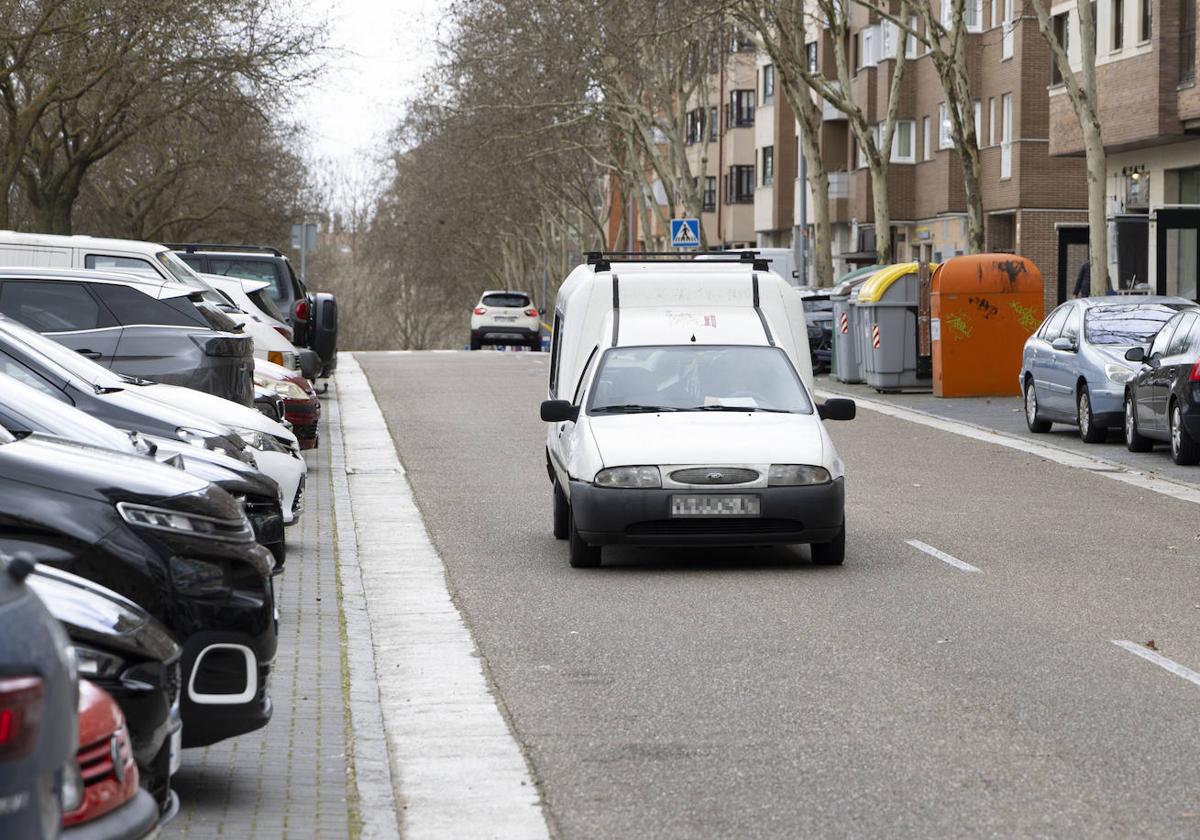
xmin=669 ymin=467 xmax=759 ymax=485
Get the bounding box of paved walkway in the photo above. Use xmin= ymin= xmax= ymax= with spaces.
xmin=164 ymin=394 xmax=358 ymax=840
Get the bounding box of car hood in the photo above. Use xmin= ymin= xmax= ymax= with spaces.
xmin=127 ymin=381 xmax=297 ymax=445
xmin=145 ymin=435 xmax=279 ymax=498
xmin=586 ymin=411 xmax=826 ymax=466
xmin=0 ymin=436 xmax=240 ymax=517
xmin=87 ymin=385 xmax=232 ymax=438
xmin=1088 ymin=343 xmax=1141 ymax=369
xmin=27 ymin=567 xmax=179 ymax=664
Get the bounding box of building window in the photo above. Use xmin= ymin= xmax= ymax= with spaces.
xmin=1183 ymin=0 xmax=1197 ymax=85
xmin=923 ymin=115 xmax=932 ymax=160
xmin=1139 ymin=0 xmax=1151 ymax=42
xmin=1112 ymin=0 xmax=1124 ymax=50
xmin=988 ymin=97 xmax=996 ymax=146
xmin=702 ymin=176 xmax=717 ymax=211
xmin=806 ymin=41 xmax=818 ymax=72
xmin=686 ymin=108 xmax=705 ymax=145
xmin=862 ymin=26 xmax=878 ymax=67
xmin=729 ymin=30 xmax=755 ymax=53
xmin=762 ymin=64 xmax=775 ymax=104
xmin=762 ymin=145 xmax=775 ymax=185
xmin=974 ymin=100 xmax=982 ymax=143
xmin=1002 ymin=0 xmax=1015 ymax=58
xmin=1000 ymin=92 xmax=1013 ymax=179
xmin=881 ymin=21 xmax=895 ymax=58
xmin=726 ymin=165 xmax=755 ymax=203
xmin=1051 ymin=13 xmax=1069 ymax=85
xmin=892 ymin=121 xmax=915 ymax=163
xmin=906 ymin=16 xmax=919 ymax=56
xmin=708 ymin=106 xmax=718 ymax=141
xmin=729 ymin=89 xmax=755 ymax=128
xmin=938 ymin=103 xmax=953 ymax=149
xmin=943 ymin=0 xmax=983 ymax=31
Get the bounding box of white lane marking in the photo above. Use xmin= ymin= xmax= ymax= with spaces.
xmin=338 ymin=354 xmax=551 ymax=840
xmin=1112 ymin=640 xmax=1200 ymax=688
xmin=817 ymin=388 xmax=1200 ymax=506
xmin=906 ymin=539 xmax=981 ymax=573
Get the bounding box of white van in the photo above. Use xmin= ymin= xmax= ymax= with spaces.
xmin=540 ymin=252 xmax=855 ymax=568
xmin=0 ymin=230 xmax=215 ymax=293
xmin=697 ymin=248 xmax=799 ymax=285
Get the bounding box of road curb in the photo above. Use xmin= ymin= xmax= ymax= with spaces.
xmin=336 ymin=353 xmax=552 ymax=840
xmin=328 ymin=364 xmax=404 ymax=840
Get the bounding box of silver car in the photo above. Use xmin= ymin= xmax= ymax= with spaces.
xmin=1020 ymin=296 xmax=1197 ymax=442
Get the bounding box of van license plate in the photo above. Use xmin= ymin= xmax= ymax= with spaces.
xmin=670 ymin=495 xmax=760 ymax=517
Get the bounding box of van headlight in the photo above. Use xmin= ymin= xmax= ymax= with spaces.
xmin=767 ymin=465 xmax=832 ymax=486
xmin=594 ymin=466 xmax=661 ymax=488
xmin=1105 ymin=363 xmax=1134 ymax=384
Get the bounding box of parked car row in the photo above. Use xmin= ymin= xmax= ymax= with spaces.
xmin=0 ymin=230 xmax=333 ymax=838
xmin=1020 ymin=295 xmax=1200 ymax=465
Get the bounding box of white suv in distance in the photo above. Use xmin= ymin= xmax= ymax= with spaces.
xmin=470 ymin=291 xmax=541 ymax=351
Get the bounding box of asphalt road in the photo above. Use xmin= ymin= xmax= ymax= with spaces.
xmin=359 ymin=350 xmax=1200 ymax=839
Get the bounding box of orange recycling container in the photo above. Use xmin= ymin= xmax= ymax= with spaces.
xmin=930 ymin=254 xmax=1044 ymax=397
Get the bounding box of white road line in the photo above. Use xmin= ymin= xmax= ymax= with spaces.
xmin=906 ymin=539 xmax=981 ymax=573
xmin=337 ymin=354 xmax=551 ymax=840
xmin=1112 ymin=640 xmax=1200 ymax=688
xmin=817 ymin=388 xmax=1200 ymax=507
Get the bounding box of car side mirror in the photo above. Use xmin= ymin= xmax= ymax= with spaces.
xmin=1124 ymin=346 xmax=1146 ymax=362
xmin=817 ymin=398 xmax=856 ymax=421
xmin=1051 ymin=337 xmax=1076 ymax=352
xmin=540 ymin=400 xmax=579 ymax=423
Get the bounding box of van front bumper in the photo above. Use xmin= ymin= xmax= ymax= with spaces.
xmin=569 ymin=478 xmax=844 ymax=546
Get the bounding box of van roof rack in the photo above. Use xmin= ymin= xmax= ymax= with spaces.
xmin=585 ymin=251 xmax=767 ymax=272
xmin=165 ymin=243 xmax=286 ymax=258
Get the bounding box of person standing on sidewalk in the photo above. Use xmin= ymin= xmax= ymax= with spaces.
xmin=1073 ymin=260 xmax=1116 ymax=297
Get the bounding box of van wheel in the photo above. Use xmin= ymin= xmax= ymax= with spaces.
xmin=810 ymin=522 xmax=845 ymax=566
xmin=568 ymin=515 xmax=601 ymax=568
xmin=552 ymin=482 xmax=569 ymax=540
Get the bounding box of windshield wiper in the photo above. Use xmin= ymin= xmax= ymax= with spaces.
xmin=590 ymin=404 xmax=682 ymax=414
xmin=686 ymin=405 xmax=793 ymax=413
xmin=118 ymin=374 xmax=155 ymax=386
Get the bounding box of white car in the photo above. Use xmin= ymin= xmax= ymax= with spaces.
xmin=201 ymin=272 xmax=300 ymax=371
xmin=469 ymin=290 xmax=541 ymax=350
xmin=541 ymin=253 xmax=854 ymax=568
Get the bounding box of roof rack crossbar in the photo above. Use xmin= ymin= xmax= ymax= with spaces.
xmin=585 ymin=250 xmax=767 ymax=271
xmin=163 ymin=243 xmax=285 ymax=257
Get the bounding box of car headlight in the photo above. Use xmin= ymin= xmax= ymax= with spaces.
xmin=168 ymin=556 xmax=229 ymax=596
xmin=767 ymin=464 xmax=832 ymax=486
xmin=1105 ymin=363 xmax=1135 ymax=384
xmin=230 ymin=426 xmax=292 ymax=454
xmin=59 ymin=761 xmax=83 ymax=813
xmin=254 ymin=373 xmax=307 ymax=400
xmin=71 ymin=645 xmax=125 ymax=679
xmin=175 ymin=426 xmax=211 ymax=448
xmin=117 ymin=502 xmax=254 ymax=543
xmin=594 ymin=466 xmax=661 ymax=488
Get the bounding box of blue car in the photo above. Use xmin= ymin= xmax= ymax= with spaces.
xmin=1020 ymin=296 xmax=1197 ymax=442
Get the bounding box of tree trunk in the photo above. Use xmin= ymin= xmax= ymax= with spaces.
xmin=1082 ymin=118 xmax=1109 ymax=295
xmin=798 ymin=111 xmax=833 ymax=287
xmin=962 ymin=141 xmax=985 ymax=252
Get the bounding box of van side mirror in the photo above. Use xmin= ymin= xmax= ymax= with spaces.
xmin=817 ymin=398 xmax=856 ymax=421
xmin=540 ymin=400 xmax=579 ymax=423
xmin=1125 ymin=346 xmax=1146 ymax=362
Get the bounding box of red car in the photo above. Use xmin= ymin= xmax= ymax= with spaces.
xmin=255 ymin=358 xmax=320 ymax=450
xmin=63 ymin=681 xmax=158 ymax=839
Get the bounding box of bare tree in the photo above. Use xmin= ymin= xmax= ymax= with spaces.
xmin=1029 ymin=0 xmax=1108 ymax=294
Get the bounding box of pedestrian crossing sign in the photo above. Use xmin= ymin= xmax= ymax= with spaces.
xmin=670 ymin=218 xmax=700 ymax=249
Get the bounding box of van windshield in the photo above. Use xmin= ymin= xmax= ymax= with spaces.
xmin=588 ymin=345 xmax=812 ymax=415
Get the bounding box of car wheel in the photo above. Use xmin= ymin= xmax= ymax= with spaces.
xmin=568 ymin=514 xmax=601 ymax=568
xmin=1124 ymin=392 xmax=1153 ymax=452
xmin=810 ymin=521 xmax=845 ymax=566
xmin=1170 ymin=401 xmax=1200 ymax=465
xmin=469 ymin=334 xmax=482 ymax=351
xmin=1024 ymin=378 xmax=1051 ymax=433
xmin=552 ymin=482 xmax=569 ymax=540
xmin=1077 ymin=385 xmax=1105 ymax=443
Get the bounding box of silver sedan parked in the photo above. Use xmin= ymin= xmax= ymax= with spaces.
xmin=1020 ymin=296 xmax=1196 ymax=442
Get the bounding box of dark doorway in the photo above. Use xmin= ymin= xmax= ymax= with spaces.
xmin=1116 ymin=218 xmax=1149 ymax=290
xmin=1056 ymin=226 xmax=1090 ymax=302
xmin=1156 ymin=208 xmax=1200 ymax=300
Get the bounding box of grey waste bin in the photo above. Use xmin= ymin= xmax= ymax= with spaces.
xmin=856 ymin=263 xmax=931 ymax=392
xmin=830 ymin=269 xmax=879 ymax=383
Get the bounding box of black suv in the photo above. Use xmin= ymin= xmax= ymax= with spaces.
xmin=170 ymin=244 xmax=338 ymax=381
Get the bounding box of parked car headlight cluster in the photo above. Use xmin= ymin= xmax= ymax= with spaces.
xmin=594 ymin=466 xmax=661 ymax=488
xmin=230 ymin=427 xmax=293 ymax=455
xmin=1105 ymin=363 xmax=1135 ymax=384
xmin=254 ymin=373 xmax=308 ymax=400
xmin=70 ymin=645 xmax=126 ymax=679
xmin=768 ymin=465 xmax=832 ymax=486
xmin=117 ymin=502 xmax=254 ymax=543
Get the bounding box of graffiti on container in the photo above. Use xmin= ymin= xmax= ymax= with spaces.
xmin=991 ymin=258 xmax=1029 ymax=286
xmin=1010 ymin=301 xmax=1040 ymax=331
xmin=967 ymin=296 xmax=999 ymax=320
xmin=944 ymin=312 xmax=973 ymax=340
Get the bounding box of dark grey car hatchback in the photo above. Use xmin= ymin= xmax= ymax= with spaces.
xmin=0 ymin=268 xmax=254 ymax=406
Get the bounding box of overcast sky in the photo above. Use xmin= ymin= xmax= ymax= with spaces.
xmin=290 ymin=0 xmax=447 ymax=165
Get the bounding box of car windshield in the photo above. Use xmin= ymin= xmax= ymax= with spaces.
xmin=482 ymin=293 xmax=530 ymax=309
xmin=1083 ymin=303 xmax=1194 ymax=345
xmin=248 ymin=288 xmax=286 ymax=323
xmin=588 ymin=345 xmax=813 ymax=414
xmin=208 ymin=257 xmax=287 ymax=305
xmin=0 ymin=315 xmax=124 ymax=388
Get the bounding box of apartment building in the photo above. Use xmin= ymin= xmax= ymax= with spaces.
xmin=1048 ymin=0 xmax=1200 ymax=302
xmin=790 ymin=0 xmax=1089 ymax=305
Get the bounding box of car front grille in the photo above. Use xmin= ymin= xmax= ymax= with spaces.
xmin=291 ymin=474 xmax=305 ymax=515
xmin=164 ymin=662 xmax=181 ymax=708
xmin=669 ymin=467 xmax=759 ymax=485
